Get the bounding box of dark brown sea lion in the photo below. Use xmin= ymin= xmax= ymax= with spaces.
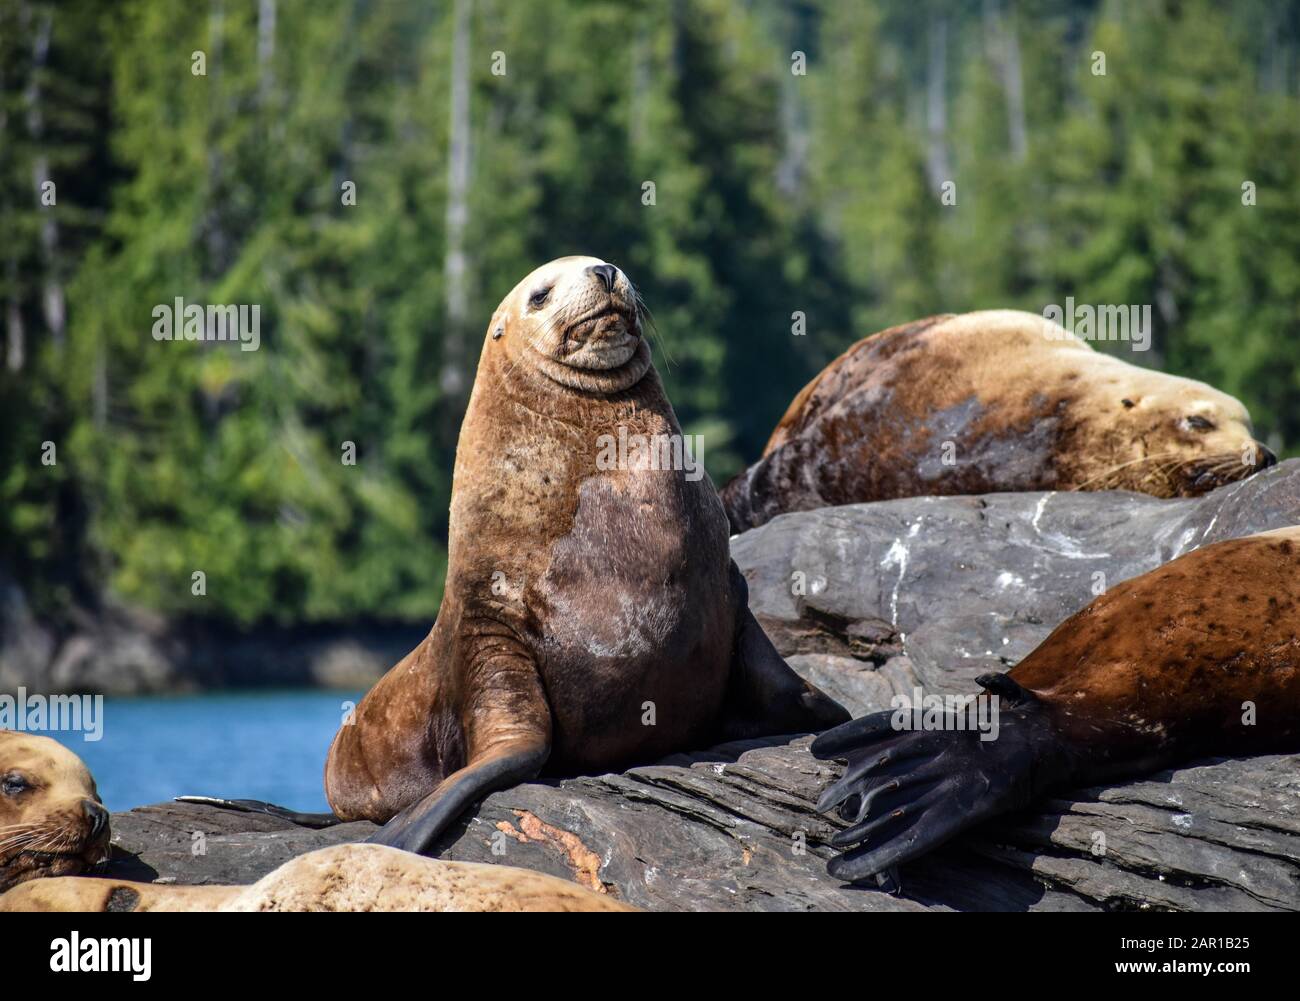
xmin=193 ymin=257 xmax=847 ymax=853
xmin=0 ymin=731 xmax=111 ymax=893
xmin=811 ymin=526 xmax=1300 ymax=884
xmin=721 ymin=310 xmax=1276 ymax=533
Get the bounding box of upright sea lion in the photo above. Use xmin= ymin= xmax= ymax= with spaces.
xmin=0 ymin=731 xmax=111 ymax=893
xmin=199 ymin=257 xmax=847 ymax=854
xmin=811 ymin=526 xmax=1300 ymax=885
xmin=0 ymin=844 xmax=637 ymax=912
xmin=721 ymin=310 xmax=1276 ymax=532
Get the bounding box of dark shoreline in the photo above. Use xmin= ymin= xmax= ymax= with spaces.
xmin=0 ymin=581 xmax=425 ymax=696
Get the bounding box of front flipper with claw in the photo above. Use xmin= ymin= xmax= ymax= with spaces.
xmin=809 ymin=673 xmax=1072 ymax=886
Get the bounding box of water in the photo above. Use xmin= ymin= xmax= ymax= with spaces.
xmin=45 ymin=689 xmax=362 ymax=813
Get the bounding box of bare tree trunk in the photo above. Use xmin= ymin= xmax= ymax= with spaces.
xmin=204 ymin=0 xmax=229 ymax=282
xmin=439 ymin=0 xmax=472 ymax=405
xmin=984 ymin=0 xmax=1027 ymax=161
xmin=258 ymin=0 xmax=276 ymax=105
xmin=925 ymin=15 xmax=951 ymax=191
xmin=0 ymin=14 xmax=23 ymax=373
xmin=26 ymin=5 xmax=65 ymax=349
xmin=776 ymin=60 xmax=809 ymax=201
xmin=93 ymin=336 xmax=108 ymax=429
xmin=5 ymin=256 xmax=24 ymax=374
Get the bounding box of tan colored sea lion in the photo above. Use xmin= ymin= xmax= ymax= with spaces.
xmin=0 ymin=731 xmax=111 ymax=893
xmin=0 ymin=844 xmax=636 ymax=912
xmin=191 ymin=256 xmax=848 ymax=852
xmin=721 ymin=310 xmax=1276 ymax=532
xmin=812 ymin=526 xmax=1300 ymax=885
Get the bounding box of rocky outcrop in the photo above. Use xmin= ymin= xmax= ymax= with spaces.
xmin=0 ymin=593 xmax=423 ymax=695
xmin=101 ymin=462 xmax=1300 ymax=911
xmin=105 ymin=736 xmax=1300 ymax=912
xmin=738 ymin=459 xmax=1300 ymax=712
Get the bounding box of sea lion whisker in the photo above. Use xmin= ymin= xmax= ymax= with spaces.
xmin=631 ymin=285 xmax=673 ymax=368
xmin=1072 ymin=451 xmax=1190 ymax=491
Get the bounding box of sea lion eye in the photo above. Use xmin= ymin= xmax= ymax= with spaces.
xmin=1121 ymin=398 xmax=1135 ymax=409
xmin=1 ymin=772 xmax=28 ymax=796
xmin=528 ymin=287 xmax=552 ymax=309
xmin=1185 ymin=415 xmax=1215 ymax=431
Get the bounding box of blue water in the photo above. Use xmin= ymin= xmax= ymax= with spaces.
xmin=46 ymin=690 xmax=363 ymax=813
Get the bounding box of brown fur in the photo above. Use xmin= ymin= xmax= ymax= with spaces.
xmin=0 ymin=732 xmax=110 ymax=893
xmin=1011 ymin=525 xmax=1300 ymax=771
xmin=324 ymin=257 xmax=847 ymax=845
xmin=722 ymin=310 xmax=1274 ymax=532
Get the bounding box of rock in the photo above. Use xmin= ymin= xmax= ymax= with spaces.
xmin=98 ymin=462 xmax=1300 ymax=910
xmin=735 ymin=459 xmax=1300 ymax=704
xmin=0 ymin=595 xmax=425 ymax=695
xmin=0 ymin=567 xmax=56 ymax=693
xmin=105 ymin=738 xmax=1300 ymax=912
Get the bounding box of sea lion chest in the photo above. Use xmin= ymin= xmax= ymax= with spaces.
xmin=532 ymin=439 xmax=735 ymax=771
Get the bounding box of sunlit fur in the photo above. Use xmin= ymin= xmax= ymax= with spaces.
xmin=490 ymin=256 xmax=653 ymax=394
xmin=0 ymin=732 xmax=110 ymax=893
xmin=725 ymin=309 xmax=1275 ymax=531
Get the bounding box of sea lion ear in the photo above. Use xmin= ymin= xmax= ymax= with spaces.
xmin=492 ymin=322 xmax=505 ymax=341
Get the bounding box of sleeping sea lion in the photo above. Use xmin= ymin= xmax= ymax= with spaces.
xmin=0 ymin=731 xmax=111 ymax=893
xmin=721 ymin=310 xmax=1276 ymax=532
xmin=0 ymin=843 xmax=636 ymax=912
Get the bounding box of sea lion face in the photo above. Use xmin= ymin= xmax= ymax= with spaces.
xmin=490 ymin=256 xmax=650 ymax=392
xmin=0 ymin=732 xmax=110 ymax=893
xmin=1079 ymin=362 xmax=1275 ymax=496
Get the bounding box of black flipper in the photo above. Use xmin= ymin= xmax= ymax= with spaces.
xmin=173 ymin=796 xmax=341 ymax=830
xmin=718 ymin=561 xmax=851 ymax=740
xmin=809 ymin=673 xmax=1070 ymax=886
xmin=364 ymin=739 xmax=550 ymax=855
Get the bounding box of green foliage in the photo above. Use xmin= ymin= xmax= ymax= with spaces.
xmin=1 ymin=0 xmax=1297 ymax=628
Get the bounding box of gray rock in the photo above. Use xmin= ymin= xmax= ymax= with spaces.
xmin=106 ymin=739 xmax=1300 ymax=911
xmin=99 ymin=461 xmax=1300 ymax=910
xmin=736 ymin=459 xmax=1300 ymax=703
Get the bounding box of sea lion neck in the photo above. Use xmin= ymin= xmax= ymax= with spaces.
xmin=487 ymin=336 xmax=661 ymax=424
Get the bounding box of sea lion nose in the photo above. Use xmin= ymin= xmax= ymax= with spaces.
xmin=1257 ymin=443 xmax=1278 ymax=469
xmin=83 ymin=799 xmax=109 ymax=842
xmin=588 ymin=263 xmax=617 ymax=293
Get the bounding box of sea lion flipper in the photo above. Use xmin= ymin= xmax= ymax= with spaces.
xmin=365 ymin=660 xmax=552 ymax=855
xmin=172 ymin=797 xmax=341 ymax=829
xmin=809 ymin=697 xmax=1065 ymax=886
xmin=718 ymin=563 xmax=851 ymax=740
xmin=365 ymin=736 xmax=550 ymax=855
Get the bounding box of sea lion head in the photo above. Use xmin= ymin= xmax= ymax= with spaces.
xmin=1071 ymin=359 xmax=1276 ymax=496
xmin=488 ymin=256 xmax=651 ymax=393
xmin=0 ymin=732 xmax=111 ymax=893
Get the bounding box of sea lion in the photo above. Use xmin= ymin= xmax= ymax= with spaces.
xmin=0 ymin=844 xmax=636 ymax=912
xmin=196 ymin=257 xmax=847 ymax=853
xmin=811 ymin=525 xmax=1300 ymax=885
xmin=721 ymin=310 xmax=1276 ymax=532
xmin=0 ymin=731 xmax=111 ymax=893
